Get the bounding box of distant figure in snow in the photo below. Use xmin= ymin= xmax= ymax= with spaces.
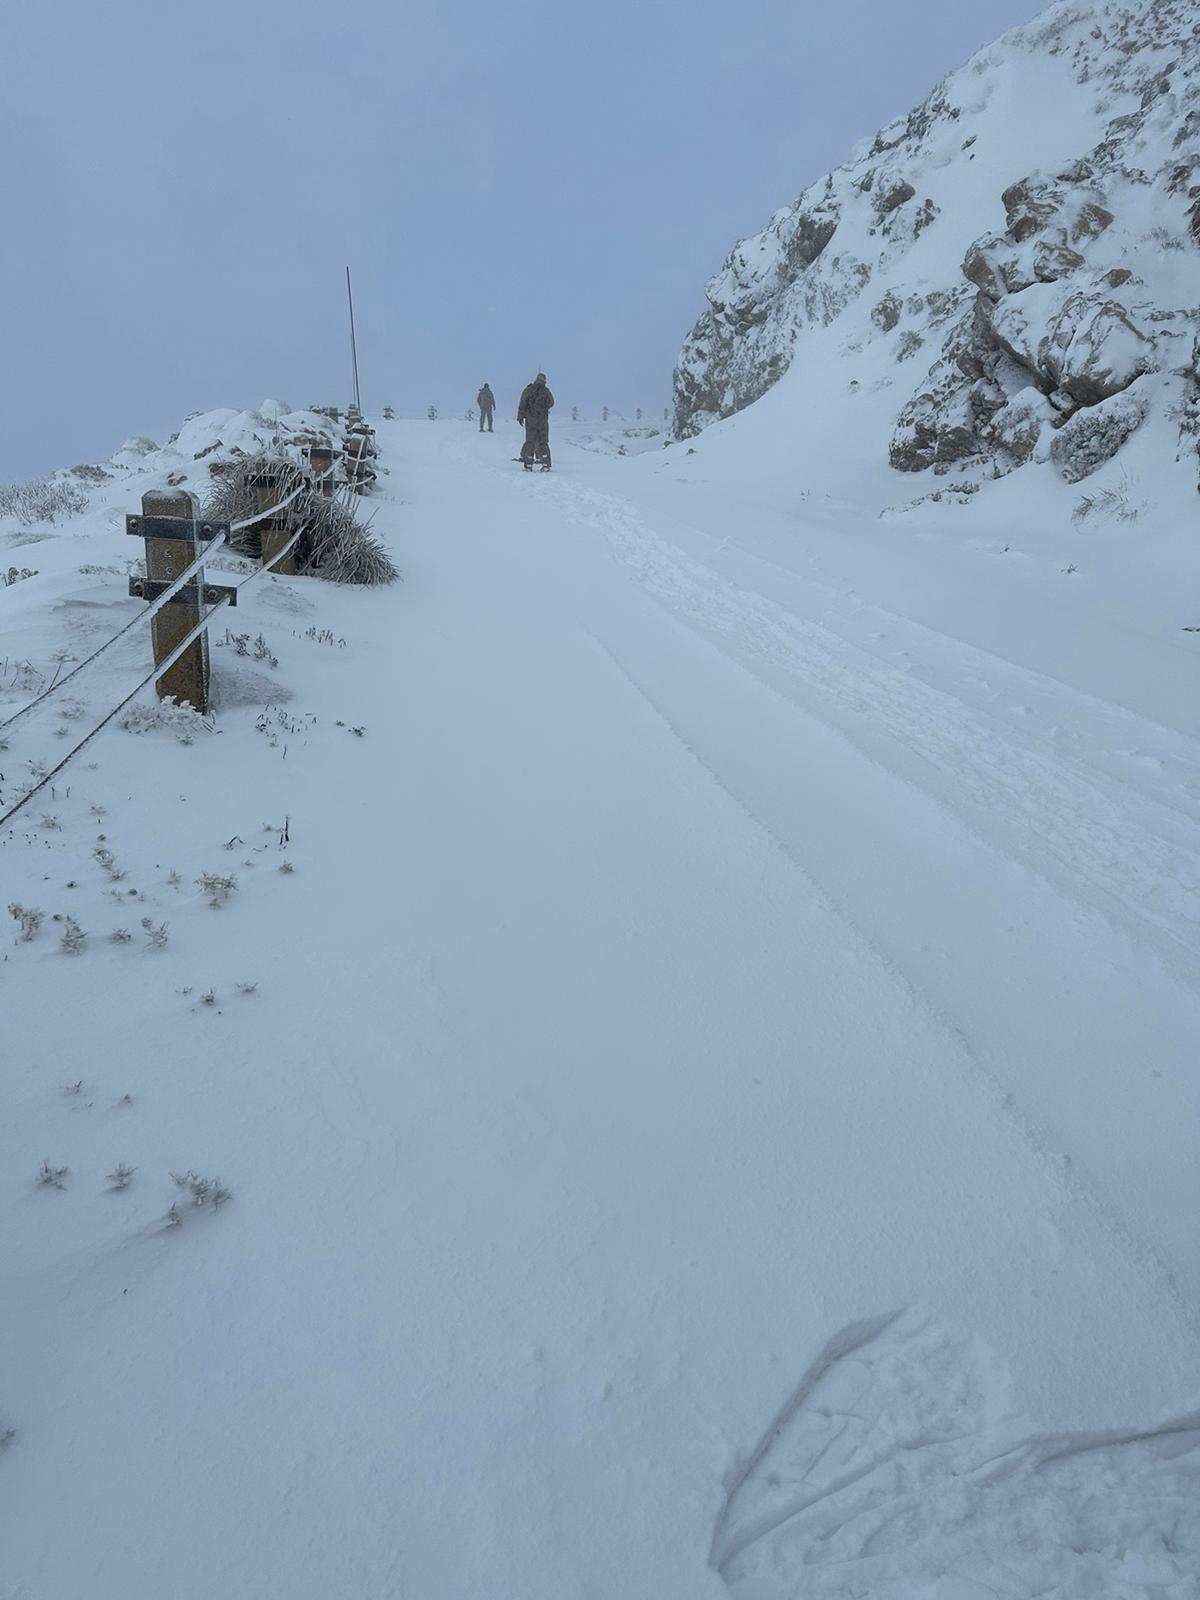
xmin=517 ymin=373 xmax=554 ymax=471
xmin=477 ymin=383 xmax=495 ymax=433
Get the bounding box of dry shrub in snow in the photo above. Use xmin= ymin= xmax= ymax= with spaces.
xmin=203 ymin=452 xmax=306 ymax=551
xmin=171 ymin=1170 xmax=232 ymax=1209
xmin=1072 ymin=482 xmax=1142 ymax=525
xmin=204 ymin=453 xmax=398 ymax=585
xmin=119 ymin=697 xmax=211 ymax=743
xmin=8 ymin=903 xmax=43 ymax=941
xmin=0 ymin=479 xmax=87 ymax=523
xmin=196 ymin=871 xmax=237 ymax=908
xmin=300 ymin=494 xmax=398 ymax=585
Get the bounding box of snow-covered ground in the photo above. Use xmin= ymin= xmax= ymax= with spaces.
xmin=3 ymin=413 xmax=1199 ymax=1595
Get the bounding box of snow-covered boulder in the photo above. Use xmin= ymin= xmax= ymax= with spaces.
xmin=1050 ymin=379 xmax=1150 ymax=481
xmin=112 ymin=436 xmax=159 ymax=468
xmin=1048 ymin=294 xmax=1154 ymax=406
xmin=984 ymin=384 xmax=1057 ymax=467
xmin=105 ymin=405 xmax=338 ymax=492
xmin=985 ymin=287 xmax=1152 ymax=405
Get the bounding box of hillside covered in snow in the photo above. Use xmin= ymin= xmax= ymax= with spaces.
xmin=674 ymin=0 xmax=1200 ymax=496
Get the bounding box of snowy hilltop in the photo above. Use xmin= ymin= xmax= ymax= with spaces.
xmin=673 ymin=0 xmax=1200 ymax=491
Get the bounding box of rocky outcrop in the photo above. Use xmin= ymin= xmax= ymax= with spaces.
xmin=674 ymin=0 xmax=1200 ymax=490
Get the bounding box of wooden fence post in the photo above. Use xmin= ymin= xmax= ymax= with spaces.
xmin=343 ymin=422 xmax=377 ymax=494
xmin=343 ymin=434 xmax=364 ymax=492
xmin=126 ymin=489 xmax=234 ymax=715
xmin=249 ymin=470 xmax=295 ymax=575
xmin=308 ymin=444 xmax=334 ymax=498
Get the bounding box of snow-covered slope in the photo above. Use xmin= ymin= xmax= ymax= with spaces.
xmin=674 ymin=0 xmax=1200 ymax=494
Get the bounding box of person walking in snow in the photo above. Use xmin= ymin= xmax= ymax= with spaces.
xmin=477 ymin=383 xmax=495 ymax=433
xmin=517 ymin=373 xmax=554 ymax=471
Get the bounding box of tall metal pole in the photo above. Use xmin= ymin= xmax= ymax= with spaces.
xmin=346 ymin=266 xmax=361 ymax=413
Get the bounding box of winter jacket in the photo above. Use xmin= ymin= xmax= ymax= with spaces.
xmin=477 ymin=386 xmax=495 ymax=413
xmin=517 ymin=379 xmax=554 ymax=426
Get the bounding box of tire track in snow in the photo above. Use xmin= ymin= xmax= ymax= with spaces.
xmin=541 ymin=477 xmax=1200 ymax=972
xmin=575 ymin=611 xmax=1200 ymax=1339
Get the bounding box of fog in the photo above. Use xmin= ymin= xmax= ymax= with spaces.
xmin=3 ymin=0 xmax=1041 ymax=479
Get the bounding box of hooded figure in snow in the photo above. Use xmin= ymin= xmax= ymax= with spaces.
xmin=517 ymin=373 xmax=554 ymax=471
xmin=476 ymin=383 xmax=495 ymax=432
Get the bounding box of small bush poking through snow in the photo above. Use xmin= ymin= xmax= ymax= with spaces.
xmin=59 ymin=917 xmax=87 ymax=955
xmin=8 ymin=903 xmax=43 ymax=941
xmin=217 ymin=629 xmax=278 ymax=667
xmin=141 ymin=917 xmax=169 ymax=949
xmin=0 ymin=479 xmax=88 ymax=523
xmin=171 ymin=1170 xmax=232 ymax=1209
xmin=93 ymin=845 xmax=126 ymax=881
xmin=107 ymin=1164 xmax=136 ymax=1190
xmin=36 ymin=1161 xmax=69 ymax=1190
xmin=118 ymin=697 xmax=211 ymax=743
xmin=1072 ymin=482 xmax=1143 ymax=525
xmin=3 ymin=566 xmax=38 ymax=587
xmin=196 ymin=872 xmax=237 ymax=908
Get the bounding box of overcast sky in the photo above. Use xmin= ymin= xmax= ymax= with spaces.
xmin=3 ymin=0 xmax=1044 ymax=480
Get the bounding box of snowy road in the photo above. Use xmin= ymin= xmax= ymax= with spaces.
xmin=3 ymin=420 xmax=1199 ymax=1595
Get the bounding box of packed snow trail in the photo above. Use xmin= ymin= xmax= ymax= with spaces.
xmin=3 ymin=420 xmax=1199 ymax=1597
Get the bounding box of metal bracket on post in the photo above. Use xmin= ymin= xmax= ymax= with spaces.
xmin=126 ymin=491 xmax=225 ymax=713
xmin=128 ymin=577 xmax=237 ymax=608
xmin=126 ymin=515 xmax=226 ymax=542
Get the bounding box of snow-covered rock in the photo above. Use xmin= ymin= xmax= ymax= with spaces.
xmin=103 ymin=404 xmax=338 ymax=494
xmin=984 ymin=383 xmax=1058 ymax=466
xmin=1051 ymin=375 xmax=1151 ymax=479
xmin=674 ymin=0 xmax=1200 ymax=491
